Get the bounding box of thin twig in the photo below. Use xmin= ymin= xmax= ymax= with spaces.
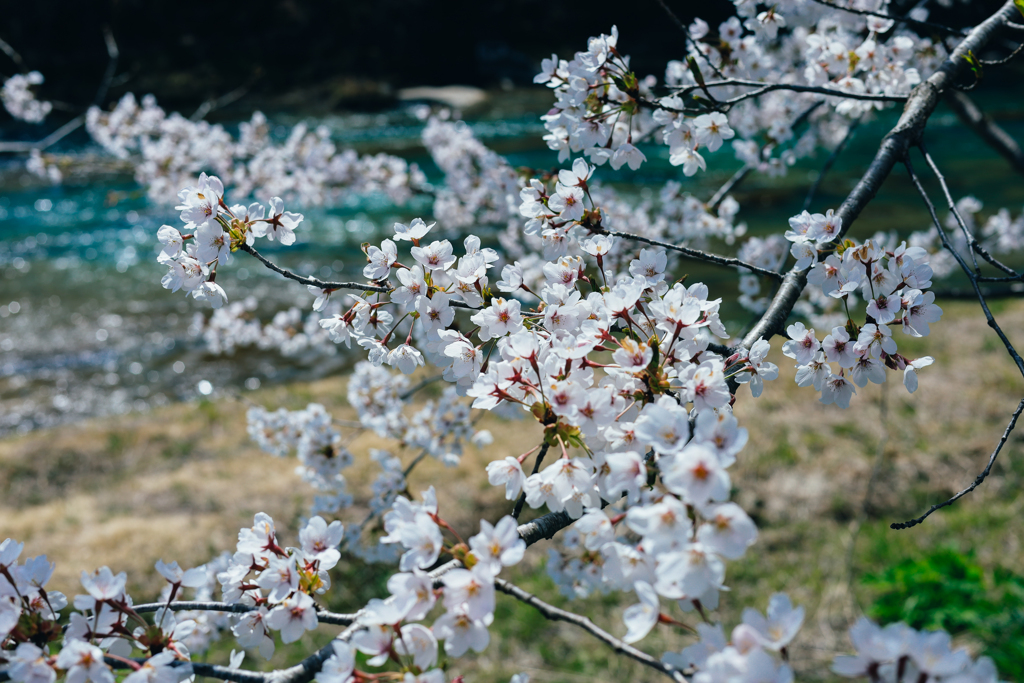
xmin=238 ymin=243 xmax=478 ymax=309
xmin=238 ymin=243 xmax=391 ymax=293
xmin=191 ymin=82 xmax=253 ymax=122
xmin=663 ymin=79 xmax=908 ymax=106
xmin=890 ymin=152 xmax=1024 ymax=528
xmin=402 ymin=448 xmax=430 ymax=478
xmin=494 ymin=578 xmax=688 ymax=683
xmin=398 ymin=374 xmax=444 ymax=401
xmin=595 ymin=228 xmax=784 ymax=281
xmin=652 ymin=0 xmax=726 ymax=80
xmin=980 ymin=39 xmax=1024 ymax=65
xmin=706 ymin=163 xmax=753 ymax=211
xmin=94 ymin=27 xmax=120 ymax=107
xmin=0 ymin=36 xmax=23 ymax=66
xmin=943 ymin=89 xmax=1024 ymax=177
xmin=0 ymin=114 xmax=85 ymax=153
xmin=512 ymin=442 xmax=550 ymax=519
xmin=904 ymin=151 xmax=1024 ymax=378
xmin=707 ymin=102 xmax=822 ymax=212
xmin=804 ymin=116 xmax=862 ymax=212
xmin=892 ymin=397 xmax=1024 ymax=529
xmin=919 ymin=142 xmax=1018 ymax=277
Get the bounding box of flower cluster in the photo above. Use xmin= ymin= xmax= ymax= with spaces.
xmin=58 ymin=95 xmax=427 ymax=204
xmin=833 ymin=617 xmax=1000 ymax=683
xmin=215 ymin=514 xmax=347 ymax=653
xmin=193 ymin=296 xmax=339 ymax=359
xmin=662 ymin=593 xmax=804 ymax=683
xmin=536 ymin=3 xmax=942 ymax=183
xmin=1 ymin=72 xmax=52 ymax=123
xmin=1 ymin=538 xmax=195 ymax=683
xmin=155 ymin=172 xmax=306 ymax=309
xmin=783 ymin=210 xmax=942 ymax=406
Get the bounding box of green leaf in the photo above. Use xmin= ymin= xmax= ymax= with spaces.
xmin=686 ymin=56 xmax=706 ymax=90
xmin=964 ymin=50 xmax=983 ymax=79
xmin=1015 ymin=0 xmax=1024 ymax=19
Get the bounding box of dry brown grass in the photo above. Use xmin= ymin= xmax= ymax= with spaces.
xmin=3 ymin=299 xmax=1024 ymax=681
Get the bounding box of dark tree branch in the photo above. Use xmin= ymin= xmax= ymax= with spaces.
xmin=191 ymin=82 xmax=253 ymax=122
xmin=904 ymin=152 xmax=1024 ymax=378
xmin=595 ymin=228 xmax=784 ymax=281
xmin=0 ymin=29 xmax=119 ymax=155
xmin=706 ymin=163 xmax=753 ymax=211
xmin=890 ymin=151 xmax=1024 ymax=528
xmin=980 ymin=39 xmax=1024 ymax=65
xmin=652 ymin=0 xmax=726 ymax=80
xmin=663 ymin=79 xmax=907 ymax=107
xmin=706 ymin=101 xmax=823 ymax=212
xmin=943 ymin=90 xmax=1024 ymax=177
xmin=741 ymin=0 xmax=1021 ymax=350
xmin=494 ymin=578 xmax=689 ymax=683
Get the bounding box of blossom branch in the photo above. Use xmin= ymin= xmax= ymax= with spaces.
xmin=131 ymin=601 xmax=357 ymax=625
xmin=706 ymin=163 xmax=753 ymax=211
xmin=708 ymin=102 xmax=823 ymax=212
xmin=238 ymin=242 xmax=479 ymax=309
xmin=652 ymin=0 xmax=726 ymax=80
xmin=944 ymin=87 xmax=1024 ymax=178
xmin=741 ymin=0 xmax=1021 ymax=350
xmin=493 ymin=578 xmax=688 ymax=683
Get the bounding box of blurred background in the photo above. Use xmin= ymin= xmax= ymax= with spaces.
xmin=2 ymin=1 xmax=1024 ymax=680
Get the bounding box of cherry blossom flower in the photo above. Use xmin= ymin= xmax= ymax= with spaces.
xmin=363 ymin=239 xmax=398 ymax=280
xmin=622 ymin=581 xmax=660 ymax=643
xmin=393 ymin=218 xmax=434 ymax=242
xmin=265 ymin=591 xmax=318 ymax=643
xmin=742 ymin=593 xmax=805 ymax=651
xmin=316 ymin=641 xmax=355 ymax=683
xmin=903 ymin=356 xmax=934 ymax=394
xmin=433 ymin=606 xmax=491 ymax=657
xmin=468 ymin=516 xmax=526 ymax=574
xmin=693 ymin=113 xmax=735 ymax=152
